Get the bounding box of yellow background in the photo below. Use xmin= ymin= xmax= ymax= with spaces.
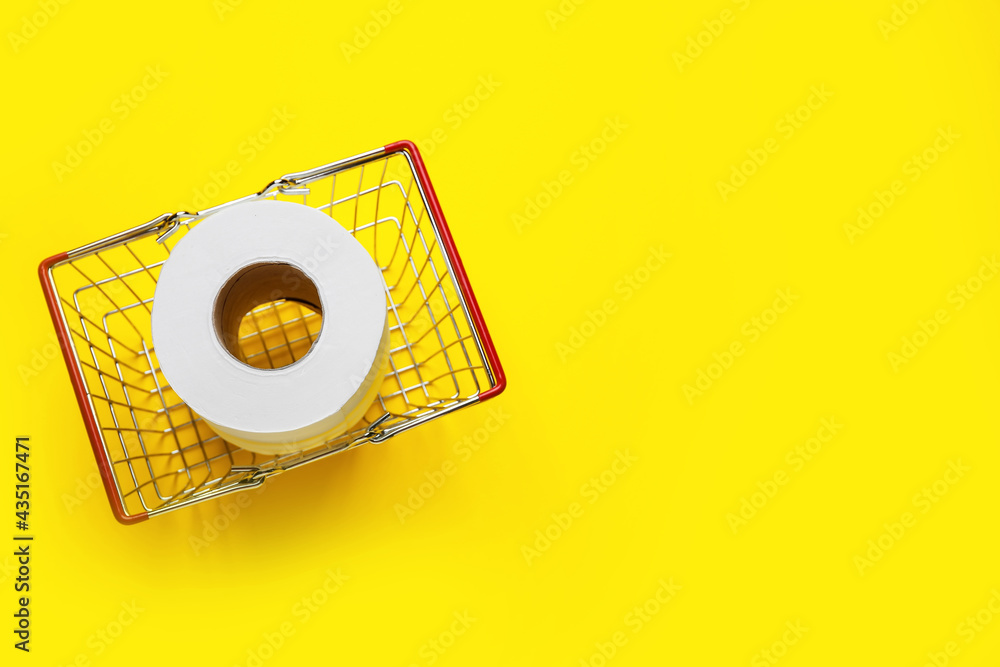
xmin=2 ymin=0 xmax=1000 ymax=665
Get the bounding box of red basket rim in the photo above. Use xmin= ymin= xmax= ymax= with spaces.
xmin=383 ymin=140 xmax=506 ymax=402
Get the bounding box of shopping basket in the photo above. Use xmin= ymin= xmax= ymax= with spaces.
xmin=38 ymin=140 xmax=506 ymax=524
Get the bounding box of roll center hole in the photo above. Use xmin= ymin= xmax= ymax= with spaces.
xmin=213 ymin=262 xmax=323 ymax=369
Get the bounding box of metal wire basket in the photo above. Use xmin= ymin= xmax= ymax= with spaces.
xmin=39 ymin=141 xmax=506 ymax=524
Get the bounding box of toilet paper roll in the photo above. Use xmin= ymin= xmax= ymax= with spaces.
xmin=151 ymin=199 xmax=389 ymax=455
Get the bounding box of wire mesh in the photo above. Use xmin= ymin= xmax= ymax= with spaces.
xmin=43 ymin=146 xmax=498 ymax=520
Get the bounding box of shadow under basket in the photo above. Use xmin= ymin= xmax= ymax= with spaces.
xmin=39 ymin=141 xmax=506 ymax=524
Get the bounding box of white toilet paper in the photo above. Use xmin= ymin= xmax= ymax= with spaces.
xmin=151 ymin=199 xmax=389 ymax=455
